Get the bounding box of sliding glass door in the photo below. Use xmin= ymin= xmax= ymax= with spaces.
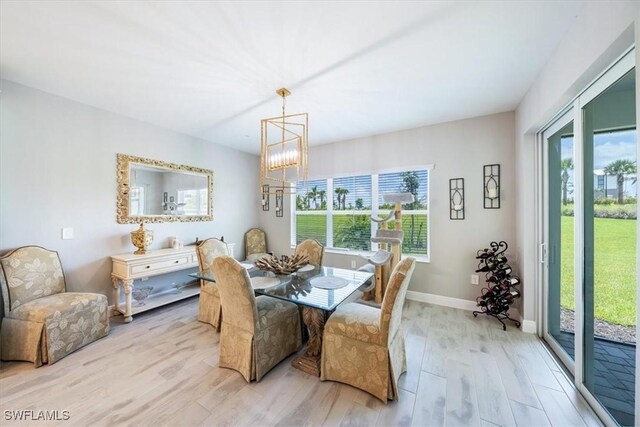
xmin=542 ymin=49 xmax=637 ymax=426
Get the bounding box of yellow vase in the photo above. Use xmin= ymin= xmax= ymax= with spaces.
xmin=131 ymin=223 xmax=153 ymax=254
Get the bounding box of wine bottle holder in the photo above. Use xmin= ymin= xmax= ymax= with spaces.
xmin=472 ymin=241 xmax=521 ymax=330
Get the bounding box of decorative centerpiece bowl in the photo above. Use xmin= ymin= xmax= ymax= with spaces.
xmin=132 ymin=286 xmax=154 ymax=306
xmin=131 ymin=223 xmax=153 ymax=254
xmin=255 ymin=254 xmax=310 ymax=275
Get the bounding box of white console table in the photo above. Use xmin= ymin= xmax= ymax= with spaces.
xmin=110 ymin=244 xmax=235 ymax=322
xmin=111 ymin=246 xmax=198 ymax=322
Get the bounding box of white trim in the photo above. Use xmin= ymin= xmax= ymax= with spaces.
xmin=406 ymin=291 xmax=477 ymax=311
xmin=520 ymin=319 xmax=537 ymax=334
xmin=306 ymin=163 xmax=435 ymax=182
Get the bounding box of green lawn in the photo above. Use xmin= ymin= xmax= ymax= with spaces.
xmin=560 ymin=216 xmax=637 ymax=326
xmin=296 ymin=213 xmax=428 ymax=256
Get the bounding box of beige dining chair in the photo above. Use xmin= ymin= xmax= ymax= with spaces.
xmin=294 ymin=239 xmax=324 ymax=267
xmin=320 ymin=256 xmax=416 ymax=402
xmin=244 ymin=228 xmax=270 ymax=263
xmin=195 ymin=238 xmax=229 ymax=330
xmin=0 ymin=246 xmax=109 ymax=367
xmin=211 ymin=256 xmax=302 ymax=382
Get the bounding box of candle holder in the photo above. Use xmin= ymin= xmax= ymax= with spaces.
xmin=275 ymin=188 xmax=284 ymax=217
xmin=483 ymin=164 xmax=500 ymax=209
xmin=449 ymin=178 xmax=465 ymax=220
xmin=261 ymin=184 xmax=270 ymax=211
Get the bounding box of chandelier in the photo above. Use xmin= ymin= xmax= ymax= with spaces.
xmin=260 ymin=88 xmax=308 ymax=195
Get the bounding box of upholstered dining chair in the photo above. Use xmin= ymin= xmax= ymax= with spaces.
xmin=320 ymin=257 xmax=416 ymax=402
xmin=294 ymin=239 xmax=324 ymax=267
xmin=211 ymin=256 xmax=302 ymax=382
xmin=195 ymin=238 xmax=229 ymax=330
xmin=244 ymin=228 xmax=269 ymax=263
xmin=0 ymin=246 xmax=109 ymax=367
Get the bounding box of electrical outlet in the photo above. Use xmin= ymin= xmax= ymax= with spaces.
xmin=61 ymin=227 xmax=74 ymax=240
xmin=351 ymin=260 xmax=356 ymax=269
xmin=471 ymin=274 xmax=479 ymax=285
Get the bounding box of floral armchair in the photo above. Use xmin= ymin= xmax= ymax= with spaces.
xmin=211 ymin=256 xmax=301 ymax=382
xmin=195 ymin=238 xmax=229 ymax=330
xmin=294 ymin=239 xmax=324 ymax=267
xmin=244 ymin=228 xmax=269 ymax=263
xmin=0 ymin=246 xmax=109 ymax=367
xmin=320 ymin=257 xmax=416 ymax=402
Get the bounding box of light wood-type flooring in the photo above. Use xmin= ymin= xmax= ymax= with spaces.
xmin=0 ymin=298 xmax=603 ymax=427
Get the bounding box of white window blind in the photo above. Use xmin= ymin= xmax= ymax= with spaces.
xmin=332 ymin=175 xmax=372 ymax=251
xmin=293 ymin=168 xmax=430 ymax=258
xmin=295 ymin=179 xmax=328 ymax=245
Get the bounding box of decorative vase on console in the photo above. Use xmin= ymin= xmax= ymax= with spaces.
xmin=131 ymin=223 xmax=153 ymax=254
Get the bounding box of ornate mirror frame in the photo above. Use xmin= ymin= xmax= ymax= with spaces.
xmin=116 ymin=153 xmax=214 ymax=224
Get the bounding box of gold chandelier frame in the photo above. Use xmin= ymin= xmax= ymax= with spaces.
xmin=260 ymin=88 xmax=308 ymax=195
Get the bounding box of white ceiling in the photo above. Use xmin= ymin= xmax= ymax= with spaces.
xmin=0 ymin=1 xmax=583 ymax=154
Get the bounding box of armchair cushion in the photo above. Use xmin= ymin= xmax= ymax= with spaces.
xmin=325 ymin=302 xmax=383 ymax=346
xmin=2 ymin=292 xmax=108 ymax=366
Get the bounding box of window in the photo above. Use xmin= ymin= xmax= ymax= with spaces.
xmin=130 ymin=186 xmax=145 ymax=215
xmin=177 ymin=188 xmax=208 ymax=215
xmin=293 ymin=168 xmax=430 ymax=258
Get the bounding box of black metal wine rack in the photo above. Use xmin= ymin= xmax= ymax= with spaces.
xmin=473 ymin=241 xmax=521 ymax=330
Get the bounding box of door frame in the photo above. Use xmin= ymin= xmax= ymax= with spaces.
xmin=537 ymin=46 xmax=635 ymax=426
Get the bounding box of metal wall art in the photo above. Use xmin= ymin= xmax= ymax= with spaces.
xmin=275 ymin=188 xmax=284 ymax=217
xmin=483 ymin=164 xmax=500 ymax=209
xmin=261 ymin=184 xmax=270 ymax=211
xmin=449 ymin=178 xmax=465 ymax=220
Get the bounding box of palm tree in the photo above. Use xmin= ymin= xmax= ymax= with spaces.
xmin=560 ymin=158 xmax=573 ymax=206
xmin=341 ymin=189 xmax=349 ymax=209
xmin=318 ymin=190 xmax=326 ymax=209
xmin=603 ymin=159 xmax=636 ymax=204
xmin=308 ymin=186 xmax=318 ymax=209
xmin=334 ymin=187 xmax=348 ymax=210
xmin=401 ymin=171 xmax=420 ymax=246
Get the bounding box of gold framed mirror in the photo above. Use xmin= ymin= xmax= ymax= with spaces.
xmin=116 ymin=154 xmax=213 ymax=224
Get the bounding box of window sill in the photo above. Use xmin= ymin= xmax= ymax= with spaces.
xmin=290 ymin=245 xmax=430 ymax=264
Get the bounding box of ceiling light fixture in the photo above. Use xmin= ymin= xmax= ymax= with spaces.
xmin=260 ymin=88 xmax=308 ymax=195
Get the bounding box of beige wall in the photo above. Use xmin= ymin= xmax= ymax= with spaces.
xmin=0 ymin=80 xmax=261 ymax=305
xmin=259 ymin=112 xmax=516 ymax=303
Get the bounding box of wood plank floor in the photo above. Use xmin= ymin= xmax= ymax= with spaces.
xmin=0 ymin=299 xmax=603 ymax=427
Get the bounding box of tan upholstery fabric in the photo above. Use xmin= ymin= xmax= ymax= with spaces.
xmin=294 ymin=239 xmax=324 ymax=267
xmin=0 ymin=246 xmax=66 ymax=311
xmin=245 ymin=228 xmax=267 ymax=259
xmin=212 ymin=256 xmax=301 ymax=382
xmin=0 ymin=246 xmax=109 ymax=367
xmin=321 ymin=257 xmax=416 ymax=402
xmin=195 ymin=238 xmax=228 ymax=330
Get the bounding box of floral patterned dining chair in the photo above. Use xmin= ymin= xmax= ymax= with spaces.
xmin=195 ymin=238 xmax=229 ymax=330
xmin=320 ymin=257 xmax=416 ymax=402
xmin=244 ymin=228 xmax=270 ymax=263
xmin=294 ymin=239 xmax=324 ymax=267
xmin=211 ymin=256 xmax=301 ymax=382
xmin=0 ymin=246 xmax=109 ymax=367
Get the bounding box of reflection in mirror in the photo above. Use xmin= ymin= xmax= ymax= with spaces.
xmin=129 ymin=165 xmax=208 ymax=216
xmin=117 ymin=154 xmax=213 ymax=224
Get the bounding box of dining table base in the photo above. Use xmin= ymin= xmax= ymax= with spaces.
xmin=292 ymin=306 xmax=328 ymax=377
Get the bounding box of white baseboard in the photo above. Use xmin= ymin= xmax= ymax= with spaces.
xmin=521 ymin=319 xmax=537 ymax=334
xmin=406 ymin=290 xmax=477 ymax=311
xmin=406 ymin=291 xmax=537 ymax=334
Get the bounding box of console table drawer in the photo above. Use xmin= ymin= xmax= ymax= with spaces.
xmin=131 ymin=256 xmax=190 ymax=274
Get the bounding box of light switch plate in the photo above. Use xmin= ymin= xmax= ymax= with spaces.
xmin=62 ymin=228 xmax=74 ymax=240
xmin=351 ymin=260 xmax=357 ymax=269
xmin=471 ymin=274 xmax=479 ymax=285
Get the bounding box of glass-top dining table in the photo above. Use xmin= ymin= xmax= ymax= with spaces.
xmin=190 ymin=264 xmax=373 ymax=376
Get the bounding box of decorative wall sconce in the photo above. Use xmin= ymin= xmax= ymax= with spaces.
xmin=261 ymin=184 xmax=270 ymax=211
xmin=275 ymin=188 xmax=284 ymax=217
xmin=449 ymin=178 xmax=465 ymax=220
xmin=483 ymin=164 xmax=500 ymax=209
